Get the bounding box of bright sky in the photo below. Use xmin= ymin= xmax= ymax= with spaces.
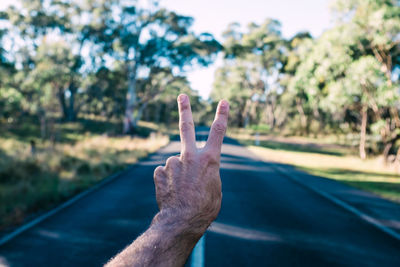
xmin=1 ymin=0 xmax=333 ymax=99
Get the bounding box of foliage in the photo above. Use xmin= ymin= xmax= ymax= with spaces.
xmin=0 ymin=0 xmax=219 ymax=132
xmin=212 ymin=19 xmax=286 ymax=128
xmin=211 ymin=0 xmax=400 ymax=161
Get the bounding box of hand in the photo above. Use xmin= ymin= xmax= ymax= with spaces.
xmin=153 ymin=94 xmax=229 ymax=235
xmin=105 ymin=95 xmax=229 ymax=267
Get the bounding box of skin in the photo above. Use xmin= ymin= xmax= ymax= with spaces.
xmin=106 ymin=94 xmax=229 ymax=267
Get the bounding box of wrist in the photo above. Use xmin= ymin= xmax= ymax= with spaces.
xmin=151 ymin=209 xmax=210 ymax=239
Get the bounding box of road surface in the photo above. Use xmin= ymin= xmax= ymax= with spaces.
xmin=1 ymin=134 xmax=400 ymax=266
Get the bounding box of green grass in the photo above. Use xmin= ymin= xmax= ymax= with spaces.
xmin=2 ymin=115 xmax=162 ymax=143
xmin=240 ymin=139 xmax=345 ymax=156
xmin=0 ymin=119 xmax=168 ymax=231
xmin=245 ymin=136 xmax=400 ymax=204
xmin=297 ymin=166 xmax=400 ymax=202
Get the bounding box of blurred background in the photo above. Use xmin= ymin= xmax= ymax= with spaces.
xmin=0 ymin=0 xmax=399 ymax=233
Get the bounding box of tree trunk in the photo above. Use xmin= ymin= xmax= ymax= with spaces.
xmin=155 ymin=103 xmax=161 ymax=123
xmin=237 ymin=112 xmax=244 ymax=127
xmin=166 ymin=102 xmax=172 ymax=125
xmin=296 ymin=97 xmax=307 ymax=135
xmin=249 ymin=100 xmax=258 ymax=125
xmin=40 ymin=113 xmax=46 ymax=140
xmin=395 ymin=146 xmax=400 ymax=173
xmin=132 ymin=102 xmax=148 ymax=129
xmin=58 ymin=85 xmax=77 ymax=122
xmin=68 ymin=86 xmax=77 ymax=121
xmin=381 ymin=109 xmax=400 ymax=164
xmin=123 ymin=60 xmax=138 ymax=134
xmin=382 ymin=132 xmax=400 ymax=164
xmin=313 ymin=106 xmax=324 ymax=135
xmin=242 ymin=98 xmax=252 ymax=128
xmin=359 ymin=106 xmax=368 ymax=160
xmin=265 ymin=101 xmax=275 ymax=129
xmin=58 ymin=87 xmax=68 ymax=120
xmin=382 ymin=143 xmax=392 ymax=164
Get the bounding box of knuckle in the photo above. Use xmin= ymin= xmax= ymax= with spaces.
xmin=180 ymin=102 xmax=190 ymax=111
xmin=212 ymin=121 xmax=226 ymax=135
xmin=181 ymin=151 xmax=195 ymax=162
xmin=201 ymin=150 xmax=219 ymax=164
xmin=180 ymin=121 xmax=194 ymax=133
xmin=166 ymin=156 xmax=180 ymax=167
xmin=154 ymin=166 xmax=165 ymax=177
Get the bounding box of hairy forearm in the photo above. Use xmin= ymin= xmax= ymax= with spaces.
xmin=105 ymin=211 xmax=206 ymax=267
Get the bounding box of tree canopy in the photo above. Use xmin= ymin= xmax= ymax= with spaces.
xmin=0 ymin=0 xmax=220 ymax=135
xmin=0 ymin=0 xmax=399 ymax=161
xmin=211 ymin=0 xmax=400 ymax=160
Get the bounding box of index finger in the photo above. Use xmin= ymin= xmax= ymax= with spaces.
xmin=204 ymin=100 xmax=229 ymax=153
xmin=178 ymin=94 xmax=196 ymax=153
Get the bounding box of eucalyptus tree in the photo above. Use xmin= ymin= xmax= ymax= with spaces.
xmin=144 ymin=74 xmax=205 ymax=125
xmin=212 ymin=63 xmax=257 ymax=127
xmin=1 ymin=0 xmax=219 ymax=133
xmin=288 ymin=26 xmax=354 ymax=135
xmin=289 ymin=0 xmax=400 ymax=159
xmin=0 ymin=28 xmax=19 ymax=123
xmin=212 ymin=19 xmax=286 ymax=128
xmin=330 ymin=0 xmax=400 ymax=160
xmin=326 ymin=0 xmax=400 ymax=159
xmin=280 ymin=32 xmax=313 ymax=134
xmin=1 ymin=0 xmax=91 ymax=122
xmin=88 ymin=0 xmax=221 ymax=133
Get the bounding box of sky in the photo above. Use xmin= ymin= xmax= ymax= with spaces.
xmin=1 ymin=0 xmax=333 ymax=99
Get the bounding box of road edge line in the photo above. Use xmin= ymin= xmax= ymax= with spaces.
xmin=0 ymin=142 xmax=169 ymax=247
xmin=271 ymin=164 xmax=400 ymax=242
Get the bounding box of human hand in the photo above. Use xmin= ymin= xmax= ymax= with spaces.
xmin=105 ymin=95 xmax=229 ymax=267
xmin=153 ymin=94 xmax=229 ymax=236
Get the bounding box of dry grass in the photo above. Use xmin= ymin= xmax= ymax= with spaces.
xmin=0 ymin=134 xmax=168 ymax=231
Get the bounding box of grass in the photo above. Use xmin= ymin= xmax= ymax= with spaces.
xmin=0 ymin=119 xmax=168 ymax=232
xmin=242 ymin=135 xmax=400 ymax=204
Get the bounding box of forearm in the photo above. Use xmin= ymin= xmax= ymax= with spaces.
xmin=105 ymin=212 xmax=206 ymax=267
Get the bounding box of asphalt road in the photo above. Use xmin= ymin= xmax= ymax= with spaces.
xmin=1 ymin=133 xmax=400 ymax=266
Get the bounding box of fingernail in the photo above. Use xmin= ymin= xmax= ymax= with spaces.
xmin=178 ymin=94 xmax=187 ymax=103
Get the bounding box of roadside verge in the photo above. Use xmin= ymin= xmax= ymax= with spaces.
xmin=0 ymin=142 xmax=170 ymax=246
xmin=270 ymin=162 xmax=400 ymax=242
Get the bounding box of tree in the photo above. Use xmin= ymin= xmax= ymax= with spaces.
xmin=2 ymin=0 xmax=91 ymax=122
xmin=280 ymin=32 xmax=313 ymax=134
xmin=20 ymin=40 xmax=83 ymax=132
xmin=87 ymin=0 xmax=221 ymax=133
xmin=0 ymin=28 xmax=19 ymax=123
xmin=212 ymin=19 xmax=286 ymax=128
xmin=288 ymin=0 xmax=400 ymax=159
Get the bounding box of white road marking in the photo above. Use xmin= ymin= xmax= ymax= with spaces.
xmin=190 ymin=234 xmax=205 ymax=267
xmin=274 ymin=165 xmax=400 ymax=242
xmin=208 ymin=222 xmax=282 ymax=242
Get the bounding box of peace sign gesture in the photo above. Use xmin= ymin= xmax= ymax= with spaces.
xmin=153 ymin=94 xmax=229 ymax=235
xmin=107 ymin=94 xmax=229 ymax=267
xmin=178 ymin=94 xmax=229 ymax=157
